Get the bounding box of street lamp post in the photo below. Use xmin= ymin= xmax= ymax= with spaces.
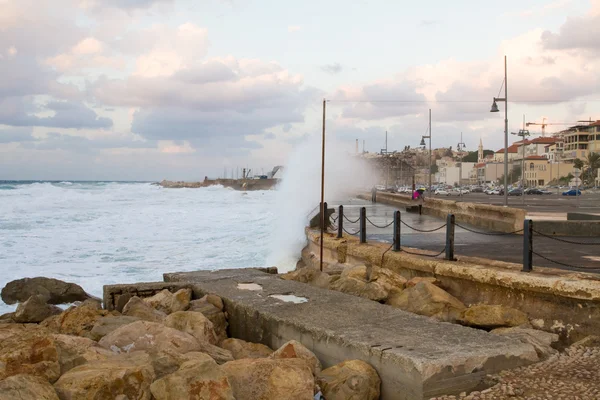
xmin=457 ymin=132 xmax=466 ymax=197
xmin=420 ymin=109 xmax=432 ymax=194
xmin=490 ymin=55 xmax=508 ymax=206
xmin=511 ymin=127 xmax=530 ymax=205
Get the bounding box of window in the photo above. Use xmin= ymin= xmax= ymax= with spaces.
xmin=530 ymin=163 xmax=535 ymax=171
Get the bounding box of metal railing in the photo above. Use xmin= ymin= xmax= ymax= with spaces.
xmin=320 ymin=203 xmax=600 ymax=273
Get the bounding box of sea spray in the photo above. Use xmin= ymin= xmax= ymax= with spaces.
xmin=267 ymin=135 xmax=378 ymax=272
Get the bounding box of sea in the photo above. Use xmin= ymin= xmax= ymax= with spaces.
xmin=0 ymin=181 xmax=292 ymax=313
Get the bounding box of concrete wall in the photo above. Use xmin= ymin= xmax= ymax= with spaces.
xmin=305 ymin=229 xmax=600 ymax=343
xmin=534 ymin=220 xmax=600 ymax=237
xmin=365 ymin=192 xmax=526 ymax=233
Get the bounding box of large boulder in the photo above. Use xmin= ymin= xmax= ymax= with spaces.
xmin=316 ymin=360 xmax=381 ymax=400
xmin=53 ymin=352 xmax=155 ymax=400
xmin=53 ymin=334 xmax=114 ymax=375
xmin=149 ymin=349 xmax=217 ymax=378
xmin=188 ymin=298 xmax=228 ymax=344
xmin=40 ymin=303 xmax=108 ymax=338
xmin=491 ymin=327 xmax=558 ymax=359
xmin=0 ymin=374 xmax=60 ymax=400
xmin=405 ymin=276 xmax=440 ymax=288
xmin=222 ymin=358 xmax=314 ymax=400
xmin=280 ymin=267 xmax=321 ymax=283
xmin=13 ymin=295 xmax=63 ymax=323
xmin=143 ymin=289 xmax=191 ymax=314
xmin=341 ymin=265 xmax=368 ymax=280
xmin=458 ymin=304 xmax=529 ymax=329
xmin=197 ymin=342 xmax=234 ymax=365
xmin=1 ymin=277 xmax=96 ymax=305
xmin=329 ymin=277 xmax=388 ymax=302
xmin=98 ymin=320 xmax=201 ymax=354
xmin=150 ymin=356 xmax=235 ymax=400
xmin=271 ymin=340 xmax=322 ymax=374
xmin=220 ymin=338 xmax=273 ymax=359
xmin=0 ymin=324 xmax=60 ymax=383
xmin=89 ymin=315 xmax=141 ymax=341
xmin=386 ymin=282 xmax=465 ymax=322
xmin=164 ymin=311 xmax=218 ymax=345
xmin=122 ymin=296 xmax=167 ymax=322
xmin=0 ymin=312 xmax=15 ymax=323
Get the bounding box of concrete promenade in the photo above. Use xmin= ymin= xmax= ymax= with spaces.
xmin=164 ymin=268 xmax=538 ymax=399
xmin=331 ymin=198 xmax=600 ymax=272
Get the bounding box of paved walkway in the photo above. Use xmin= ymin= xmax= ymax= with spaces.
xmin=330 ymin=198 xmax=600 ymax=273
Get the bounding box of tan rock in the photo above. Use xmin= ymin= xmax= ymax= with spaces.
xmin=150 ymin=356 xmax=235 ymax=400
xmin=222 ymin=358 xmax=314 ymax=400
xmin=459 ymin=304 xmax=529 ymax=329
xmin=14 ymin=295 xmax=63 ymax=323
xmin=0 ymin=312 xmax=15 ymax=323
xmin=40 ymin=303 xmax=108 ymax=338
xmin=122 ymin=296 xmax=167 ymax=322
xmin=0 ymin=374 xmax=60 ymax=400
xmin=316 ymin=360 xmax=381 ymax=400
xmin=280 ymin=267 xmax=321 ymax=283
xmin=406 ymin=276 xmax=440 ymax=288
xmin=1 ymin=277 xmax=95 ymax=305
xmin=341 ymin=265 xmax=368 ymax=281
xmin=197 ymin=342 xmax=234 ymax=365
xmin=570 ymin=335 xmax=600 ymax=349
xmin=220 ymin=338 xmax=273 ymax=359
xmin=53 ymin=334 xmax=114 ymax=375
xmin=369 ymin=266 xmax=407 ymax=295
xmin=149 ymin=349 xmax=217 ymax=378
xmin=165 ymin=311 xmax=218 ymax=344
xmin=271 ymin=340 xmax=322 ymax=374
xmin=329 ymin=277 xmax=388 ymax=302
xmin=386 ymin=282 xmax=465 ymax=322
xmin=143 ymin=288 xmax=191 ymax=314
xmin=205 ymin=294 xmax=224 ymax=311
xmin=54 ymin=352 xmax=155 ymax=400
xmin=98 ymin=320 xmax=201 ymax=354
xmin=188 ymin=299 xmax=228 ymax=344
xmin=491 ymin=327 xmax=558 ymax=359
xmin=0 ymin=324 xmax=60 ymax=382
xmin=89 ymin=315 xmax=141 ymax=341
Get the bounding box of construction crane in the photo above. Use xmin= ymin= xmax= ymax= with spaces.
xmin=525 ymin=119 xmax=591 ymax=136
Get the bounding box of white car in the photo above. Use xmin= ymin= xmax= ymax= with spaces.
xmin=435 ymin=189 xmax=450 ymax=196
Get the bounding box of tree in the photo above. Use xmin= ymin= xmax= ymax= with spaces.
xmin=462 ymin=150 xmax=494 ymax=162
xmin=574 ymin=158 xmax=584 ymax=170
xmin=430 ymin=164 xmax=439 ymax=174
xmin=583 ymin=153 xmax=600 ymax=185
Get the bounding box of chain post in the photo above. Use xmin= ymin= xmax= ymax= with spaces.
xmin=360 ymin=207 xmax=367 ymax=244
xmin=446 ymin=214 xmax=455 ymax=261
xmin=523 ymin=219 xmax=533 ymax=272
xmin=393 ymin=211 xmax=401 ymax=251
xmin=323 ymin=202 xmax=328 ymax=230
xmin=337 ymin=205 xmax=343 ymax=239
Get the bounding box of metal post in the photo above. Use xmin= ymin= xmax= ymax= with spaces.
xmin=446 ymin=214 xmax=455 ymax=261
xmin=523 ymin=219 xmax=533 ymax=272
xmin=503 ymin=55 xmax=509 ymax=207
xmin=319 ymin=99 xmax=326 ymax=272
xmin=393 ymin=211 xmax=401 ymax=251
xmin=360 ymin=207 xmax=366 ymax=244
xmin=429 ymin=109 xmax=432 ymax=194
xmin=323 ymin=202 xmax=328 ymax=229
xmin=337 ymin=205 xmax=343 ymax=239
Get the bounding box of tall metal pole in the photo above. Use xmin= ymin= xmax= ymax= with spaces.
xmin=429 ymin=109 xmax=432 ymax=194
xmin=522 ymin=115 xmax=526 ymax=205
xmin=503 ymin=55 xmax=509 ymax=206
xmin=319 ymin=99 xmax=326 ymax=272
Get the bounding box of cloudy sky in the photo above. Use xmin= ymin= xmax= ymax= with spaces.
xmin=1 ymin=0 xmax=599 ymax=180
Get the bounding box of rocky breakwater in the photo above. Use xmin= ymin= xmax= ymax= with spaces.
xmin=0 ymin=277 xmax=381 ymax=400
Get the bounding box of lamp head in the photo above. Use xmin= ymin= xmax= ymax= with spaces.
xmin=420 ymin=137 xmax=426 ymax=147
xmin=490 ymin=99 xmax=499 ymax=113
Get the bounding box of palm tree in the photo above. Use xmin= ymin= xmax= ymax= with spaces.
xmin=584 ymin=153 xmax=600 ymax=186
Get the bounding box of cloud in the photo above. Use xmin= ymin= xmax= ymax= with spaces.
xmin=81 ymin=0 xmax=174 ymax=10
xmin=264 ymin=132 xmax=276 ymax=140
xmin=541 ymin=3 xmax=600 ymax=51
xmin=0 ymin=98 xmax=113 ymax=129
xmin=419 ymin=20 xmax=440 ymax=27
xmin=0 ymin=126 xmax=34 ymax=143
xmin=287 ymin=25 xmax=301 ymax=33
xmin=320 ymin=63 xmax=343 ymax=74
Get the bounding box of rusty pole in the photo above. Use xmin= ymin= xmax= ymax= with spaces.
xmin=319 ymin=99 xmax=326 ymax=272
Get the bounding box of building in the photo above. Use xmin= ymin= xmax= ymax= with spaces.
xmin=494 ymin=143 xmax=520 ymax=162
xmin=522 ymin=156 xmax=574 ymax=187
xmin=477 ymin=162 xmax=512 ymax=185
xmin=515 ymin=137 xmax=560 ymax=160
xmin=560 ymin=121 xmax=600 ymax=162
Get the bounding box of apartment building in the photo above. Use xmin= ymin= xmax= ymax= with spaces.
xmin=560 ymin=121 xmax=600 ymax=162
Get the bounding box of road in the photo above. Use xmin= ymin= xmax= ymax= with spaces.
xmin=330 ymin=198 xmax=600 ymax=274
xmin=432 ymin=191 xmax=600 ymax=217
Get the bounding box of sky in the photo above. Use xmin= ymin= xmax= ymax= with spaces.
xmin=1 ymin=0 xmax=599 ymax=180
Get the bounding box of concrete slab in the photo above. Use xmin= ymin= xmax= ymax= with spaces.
xmin=164 ymin=268 xmax=538 ymax=400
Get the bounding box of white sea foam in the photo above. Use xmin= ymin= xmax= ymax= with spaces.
xmin=0 ymin=182 xmax=277 ymax=313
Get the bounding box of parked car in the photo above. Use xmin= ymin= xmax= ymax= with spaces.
xmin=508 ymin=189 xmax=523 ymax=196
xmin=525 ymin=188 xmax=543 ymax=195
xmin=489 ymin=189 xmax=500 ymax=195
xmin=540 ymin=189 xmax=553 ymax=195
xmin=562 ymin=189 xmax=582 ymax=196
xmin=471 ymin=187 xmax=484 ymax=193
xmin=434 ymin=189 xmax=450 ymax=196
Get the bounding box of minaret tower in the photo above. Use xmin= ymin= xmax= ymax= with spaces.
xmin=478 ymin=138 xmax=484 ymax=163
